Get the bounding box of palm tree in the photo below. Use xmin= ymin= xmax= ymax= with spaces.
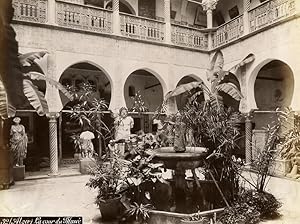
xmin=0 ymin=51 xmax=73 ymax=119
xmin=160 ymin=52 xmax=255 ymax=204
xmin=165 ymin=51 xmax=255 ymax=111
xmin=0 ymin=0 xmax=72 ymax=119
xmin=0 ymin=0 xmax=72 ymax=188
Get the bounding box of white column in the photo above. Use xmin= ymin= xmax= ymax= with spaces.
xmin=109 ymin=78 xmax=126 ymax=114
xmin=245 ymin=113 xmax=253 ymax=164
xmin=180 ymin=0 xmax=188 ymax=24
xmin=47 ymin=112 xmax=60 ymax=176
xmin=47 ymin=0 xmax=56 ymax=25
xmin=206 ymin=9 xmax=213 ymax=28
xmin=112 ymin=0 xmax=120 ymax=35
xmin=243 ymin=0 xmax=251 ymax=35
xmin=201 ymin=0 xmax=218 ymax=50
xmin=201 ymin=0 xmax=218 ymax=28
xmin=164 ymin=0 xmax=172 ymax=44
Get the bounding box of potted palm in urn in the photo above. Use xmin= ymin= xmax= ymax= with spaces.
xmin=86 ymin=153 xmax=128 ymax=221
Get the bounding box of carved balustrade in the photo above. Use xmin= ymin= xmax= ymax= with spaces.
xmin=120 ymin=13 xmax=165 ymax=42
xmin=12 ymin=0 xmax=47 ymax=23
xmin=171 ymin=24 xmax=208 ymax=50
xmin=249 ymin=0 xmax=296 ymax=32
xmin=213 ymin=15 xmax=244 ymax=48
xmin=12 ymin=0 xmax=298 ymax=51
xmin=56 ymin=1 xmax=112 ymax=34
xmin=60 ymin=0 xmax=84 ymax=4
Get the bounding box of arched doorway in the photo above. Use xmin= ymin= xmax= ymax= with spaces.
xmin=250 ymin=60 xmax=294 ymax=161
xmin=59 ymin=62 xmax=112 ymax=158
xmin=175 ymin=76 xmax=204 ymax=111
xmin=105 ymin=0 xmax=135 ymax=14
xmin=254 ymin=60 xmax=294 ymax=111
xmin=124 ymin=69 xmax=164 ymax=134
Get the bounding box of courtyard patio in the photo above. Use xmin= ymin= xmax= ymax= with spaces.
xmin=0 ymin=173 xmax=299 ymax=224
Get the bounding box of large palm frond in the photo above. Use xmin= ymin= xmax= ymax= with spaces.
xmin=19 ymin=51 xmax=48 ymax=67
xmin=165 ymin=81 xmax=204 ymax=100
xmin=228 ymin=54 xmax=255 ymax=74
xmin=23 ymin=79 xmax=49 ymax=116
xmin=210 ymin=51 xmax=224 ymax=73
xmin=216 ymin=83 xmax=243 ymax=101
xmin=209 ymin=93 xmax=224 ymax=112
xmin=207 ymin=51 xmax=224 ymax=82
xmin=25 ymin=71 xmax=73 ymax=101
xmin=0 ymin=79 xmax=15 ymax=119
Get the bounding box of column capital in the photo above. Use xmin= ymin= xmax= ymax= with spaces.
xmin=243 ymin=110 xmax=255 ymax=121
xmin=201 ymin=0 xmax=218 ymax=11
xmin=46 ymin=112 xmax=60 ymax=120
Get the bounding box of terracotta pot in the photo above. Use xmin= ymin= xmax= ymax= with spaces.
xmin=99 ymin=195 xmax=122 ymax=221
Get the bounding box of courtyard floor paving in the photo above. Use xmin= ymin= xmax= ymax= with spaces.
xmin=0 ymin=173 xmax=300 ymax=224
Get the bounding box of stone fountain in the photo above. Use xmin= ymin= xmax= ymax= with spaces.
xmin=146 ymin=146 xmax=208 ymax=212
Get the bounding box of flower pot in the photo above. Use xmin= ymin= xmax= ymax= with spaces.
xmin=99 ymin=195 xmax=122 ymax=221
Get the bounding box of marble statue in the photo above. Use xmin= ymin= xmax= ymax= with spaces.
xmin=114 ymin=107 xmax=134 ymax=141
xmin=80 ymin=130 xmax=95 ymax=158
xmin=10 ymin=117 xmax=28 ymax=166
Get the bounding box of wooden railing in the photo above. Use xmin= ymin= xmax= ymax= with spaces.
xmin=120 ymin=13 xmax=165 ymax=42
xmin=171 ymin=24 xmax=208 ymax=50
xmin=56 ymin=0 xmax=113 ymax=34
xmin=213 ymin=15 xmax=244 ymax=48
xmin=12 ymin=0 xmax=48 ymax=23
xmin=249 ymin=0 xmax=296 ymax=32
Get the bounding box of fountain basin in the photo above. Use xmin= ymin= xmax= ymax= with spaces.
xmin=146 ymin=147 xmax=208 ymax=170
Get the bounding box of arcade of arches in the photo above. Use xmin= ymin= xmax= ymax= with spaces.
xmin=17 ymin=58 xmax=295 ymax=172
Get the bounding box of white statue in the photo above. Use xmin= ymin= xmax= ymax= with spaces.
xmin=114 ymin=107 xmax=134 ymax=141
xmin=80 ymin=130 xmax=95 ymax=158
xmin=10 ymin=117 xmax=28 ymax=166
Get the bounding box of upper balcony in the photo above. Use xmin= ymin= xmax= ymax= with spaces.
xmin=11 ymin=0 xmax=299 ymax=51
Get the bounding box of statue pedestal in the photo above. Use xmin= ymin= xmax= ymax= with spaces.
xmin=13 ymin=165 xmax=25 ymax=181
xmin=79 ymin=158 xmax=96 ymax=174
xmin=74 ymin=153 xmax=82 ymax=160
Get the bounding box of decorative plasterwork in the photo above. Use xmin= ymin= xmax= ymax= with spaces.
xmin=201 ymin=0 xmax=218 ymax=11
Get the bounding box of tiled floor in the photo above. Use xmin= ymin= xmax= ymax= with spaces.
xmin=0 ymin=171 xmax=300 ymax=223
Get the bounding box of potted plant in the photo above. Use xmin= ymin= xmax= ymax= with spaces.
xmin=278 ymin=108 xmax=299 ymax=176
xmin=124 ymin=142 xmax=166 ymax=210
xmin=218 ymin=124 xmax=282 ymax=224
xmin=86 ymin=153 xmax=128 ymax=221
xmin=66 ymin=82 xmax=113 ymax=157
xmin=70 ymin=133 xmax=82 ymax=159
xmin=123 ymin=202 xmax=152 ymax=224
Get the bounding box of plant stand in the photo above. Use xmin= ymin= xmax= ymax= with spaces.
xmin=73 ymin=153 xmax=82 ymax=160
xmin=79 ymin=158 xmax=96 ymax=174
xmin=13 ymin=165 xmax=25 ymax=181
xmin=271 ymin=159 xmax=291 ymax=176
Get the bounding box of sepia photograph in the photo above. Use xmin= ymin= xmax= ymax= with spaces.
xmin=0 ymin=0 xmax=299 ymax=223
